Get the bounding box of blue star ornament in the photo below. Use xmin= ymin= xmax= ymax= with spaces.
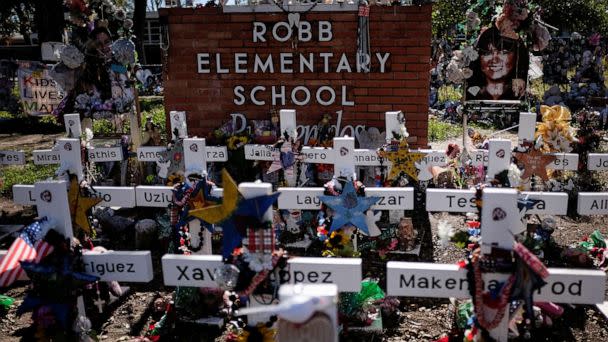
xmin=235 ymin=192 xmax=281 ymax=220
xmin=319 ymin=182 xmax=379 ymax=235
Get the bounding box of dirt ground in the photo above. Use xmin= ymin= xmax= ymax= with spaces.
xmin=0 ymin=132 xmax=607 ymax=341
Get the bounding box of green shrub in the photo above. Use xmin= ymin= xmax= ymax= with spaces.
xmin=143 ymin=104 xmax=166 ymax=136
xmin=437 ymin=85 xmax=463 ymax=103
xmin=0 ymin=164 xmax=57 ymax=194
xmin=139 ymin=97 xmax=163 ymax=112
xmin=92 ymin=118 xmax=116 ymax=136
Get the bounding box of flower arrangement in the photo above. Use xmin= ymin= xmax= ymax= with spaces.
xmin=535 ymin=105 xmax=577 ymax=153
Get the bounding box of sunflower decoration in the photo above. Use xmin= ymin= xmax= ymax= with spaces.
xmin=166 ymin=173 xmax=184 ymax=187
xmin=227 ymin=135 xmax=250 ymax=150
xmin=322 ymin=229 xmax=358 ymax=257
xmin=535 ymin=105 xmax=577 ymax=153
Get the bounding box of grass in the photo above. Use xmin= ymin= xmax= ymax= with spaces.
xmin=0 ymin=164 xmax=57 ymax=194
xmin=428 ymin=117 xmax=463 ymax=142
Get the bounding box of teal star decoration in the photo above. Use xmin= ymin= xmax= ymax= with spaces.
xmin=319 ymin=182 xmax=379 ymax=235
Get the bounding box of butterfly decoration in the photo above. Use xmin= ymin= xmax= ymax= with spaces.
xmin=266 ymin=139 xmax=302 ymax=174
xmin=319 ymin=182 xmax=379 ymax=236
xmin=67 ymin=175 xmax=102 ymax=235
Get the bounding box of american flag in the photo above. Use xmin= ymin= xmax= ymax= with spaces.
xmin=0 ymin=218 xmax=54 ymax=287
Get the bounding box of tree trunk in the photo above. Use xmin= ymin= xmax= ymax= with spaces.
xmin=34 ymin=0 xmax=64 ymax=44
xmin=133 ymin=0 xmax=147 ymax=64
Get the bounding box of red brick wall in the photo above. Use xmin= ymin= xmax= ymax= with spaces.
xmin=160 ymin=5 xmax=431 ymax=147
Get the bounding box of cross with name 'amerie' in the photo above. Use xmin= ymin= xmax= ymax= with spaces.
xmin=388 ymin=138 xmax=606 ymax=341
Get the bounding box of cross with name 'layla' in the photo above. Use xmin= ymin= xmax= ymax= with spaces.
xmin=388 ymin=140 xmax=606 ymax=341
xmin=162 ymin=179 xmax=364 ymax=293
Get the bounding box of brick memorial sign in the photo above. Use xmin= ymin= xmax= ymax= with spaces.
xmin=160 ymin=5 xmax=432 ymax=147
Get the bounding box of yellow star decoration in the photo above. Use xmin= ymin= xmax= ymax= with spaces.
xmin=379 ymin=140 xmax=426 ymax=181
xmin=189 ymin=169 xmax=239 ymax=224
xmin=68 ymin=176 xmax=102 ymax=234
xmin=188 ymin=183 xmax=217 ymax=214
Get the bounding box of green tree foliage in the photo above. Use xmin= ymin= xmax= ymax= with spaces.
xmin=432 ymin=0 xmax=469 ymax=38
xmin=0 ymin=0 xmax=36 ymax=43
xmin=432 ymin=0 xmax=608 ymax=39
xmin=536 ymin=0 xmax=608 ymax=36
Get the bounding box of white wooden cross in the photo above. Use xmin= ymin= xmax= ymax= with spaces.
xmin=393 ymin=138 xmax=603 ymax=340
xmin=388 ymin=186 xmax=606 ymax=341
xmin=299 ymin=111 xmax=448 ymax=182
xmin=139 ymin=111 xmax=210 ymax=172
xmin=30 ymin=114 xmax=80 ymax=166
xmin=136 ymin=136 xmax=228 ymax=177
xmin=0 ymin=150 xmax=25 ymax=166
xmin=161 ymin=180 xmax=364 ymax=293
xmin=4 ymin=181 xmax=155 ymax=283
xmin=0 ymin=114 xmax=80 ymax=169
xmin=469 ymin=112 xmax=579 ymax=173
xmin=244 ymin=109 xmax=304 ymax=186
xmin=1 ymin=180 xmax=154 ymax=319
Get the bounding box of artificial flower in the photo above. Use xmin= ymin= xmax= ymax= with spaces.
xmin=437 ymin=220 xmax=454 ymax=247
xmin=242 ymin=252 xmax=273 ymax=273
xmin=123 ymin=18 xmax=133 ymax=30
xmin=535 ymin=105 xmax=577 ymax=152
xmin=462 ymin=46 xmax=478 ymax=64
xmin=114 ymin=8 xmax=126 ymax=21
xmin=507 ymin=163 xmax=522 ymax=188
xmin=236 ymin=324 xmax=275 ymax=342
xmin=60 ymin=45 xmax=84 ymax=69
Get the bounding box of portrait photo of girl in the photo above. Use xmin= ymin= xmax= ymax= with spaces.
xmin=466 ymin=24 xmax=529 ymax=101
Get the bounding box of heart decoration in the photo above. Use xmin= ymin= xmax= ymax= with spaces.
xmin=288 ymin=13 xmax=301 ymax=29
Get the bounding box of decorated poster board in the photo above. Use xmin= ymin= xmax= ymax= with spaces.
xmin=17 ymin=61 xmax=66 ymax=116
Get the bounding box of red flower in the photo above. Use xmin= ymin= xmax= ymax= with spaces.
xmin=467 ymin=221 xmax=480 ymax=228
